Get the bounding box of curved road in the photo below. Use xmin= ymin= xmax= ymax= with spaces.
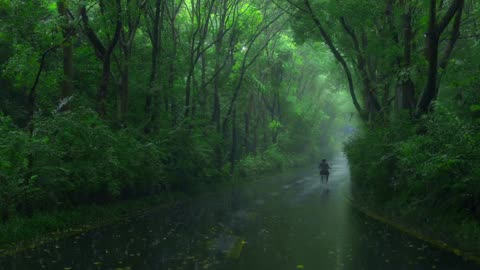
xmin=1 ymin=155 xmax=478 ymax=269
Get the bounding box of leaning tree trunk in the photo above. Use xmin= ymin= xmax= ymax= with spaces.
xmin=304 ymin=0 xmax=365 ymax=120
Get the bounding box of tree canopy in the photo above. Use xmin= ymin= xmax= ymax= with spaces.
xmin=0 ymin=0 xmax=353 ymax=221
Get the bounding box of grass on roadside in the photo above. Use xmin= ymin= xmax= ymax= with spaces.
xmin=0 ymin=193 xmax=184 ymax=256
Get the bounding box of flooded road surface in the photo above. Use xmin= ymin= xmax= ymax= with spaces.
xmin=1 ymin=155 xmax=478 ymax=270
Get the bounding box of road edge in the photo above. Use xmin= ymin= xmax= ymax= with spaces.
xmin=0 ymin=194 xmax=181 ymax=258
xmin=345 ymin=196 xmax=480 ymax=266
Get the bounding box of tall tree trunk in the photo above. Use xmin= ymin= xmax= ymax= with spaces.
xmin=212 ymin=69 xmax=221 ymax=132
xmin=244 ymin=93 xmax=254 ymax=153
xmin=145 ymin=0 xmax=163 ymax=133
xmin=184 ymin=0 xmax=214 ymax=119
xmin=184 ymin=66 xmax=194 ymax=118
xmin=192 ymin=69 xmax=198 ymax=119
xmin=27 ymin=47 xmax=58 ymax=129
xmin=271 ymin=91 xmax=278 ymax=144
xmin=398 ymin=0 xmax=416 ymax=112
xmin=339 ymin=17 xmax=380 ymax=120
xmin=417 ymin=0 xmax=464 ymax=115
xmin=439 ymin=1 xmax=464 ymax=69
xmin=167 ymin=23 xmax=177 ymax=116
xmin=98 ymin=55 xmax=112 ymax=117
xmin=212 ymin=6 xmax=226 ymax=132
xmin=252 ymin=115 xmax=258 ymax=155
xmin=244 ymin=112 xmax=250 ymax=154
xmin=80 ymin=1 xmax=122 ymax=117
xmin=57 ymin=0 xmax=74 ymax=110
xmin=199 ymin=53 xmax=207 ymax=112
xmin=417 ymin=0 xmax=439 ymax=115
xmin=118 ymin=51 xmax=129 ymax=126
xmin=117 ymin=0 xmax=144 ymax=126
xmin=230 ymin=107 xmax=237 ymax=174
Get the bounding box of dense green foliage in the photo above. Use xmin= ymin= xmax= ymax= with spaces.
xmin=284 ymin=0 xmax=480 ymax=250
xmin=0 ymin=0 xmax=352 ymax=223
xmin=345 ymin=105 xmax=480 ymax=248
xmin=4 ymin=0 xmax=478 ymax=255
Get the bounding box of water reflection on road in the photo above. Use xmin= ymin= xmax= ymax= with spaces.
xmin=1 ymin=155 xmax=478 ymax=269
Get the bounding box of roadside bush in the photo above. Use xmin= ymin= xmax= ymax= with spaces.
xmin=236 ymin=154 xmax=269 ymax=177
xmin=345 ymin=105 xmax=480 ymax=221
xmin=345 ymin=128 xmax=395 ymax=203
xmin=33 ymin=109 xmax=123 ymax=204
xmin=0 ymin=109 xmax=169 ymax=221
xmin=0 ymin=115 xmax=32 ymax=221
xmin=394 ymin=107 xmax=480 ymax=213
xmin=236 ymin=144 xmax=296 ymax=177
xmin=160 ymin=127 xmax=226 ymax=190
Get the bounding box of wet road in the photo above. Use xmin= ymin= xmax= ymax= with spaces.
xmin=1 ymin=155 xmax=478 ymax=269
